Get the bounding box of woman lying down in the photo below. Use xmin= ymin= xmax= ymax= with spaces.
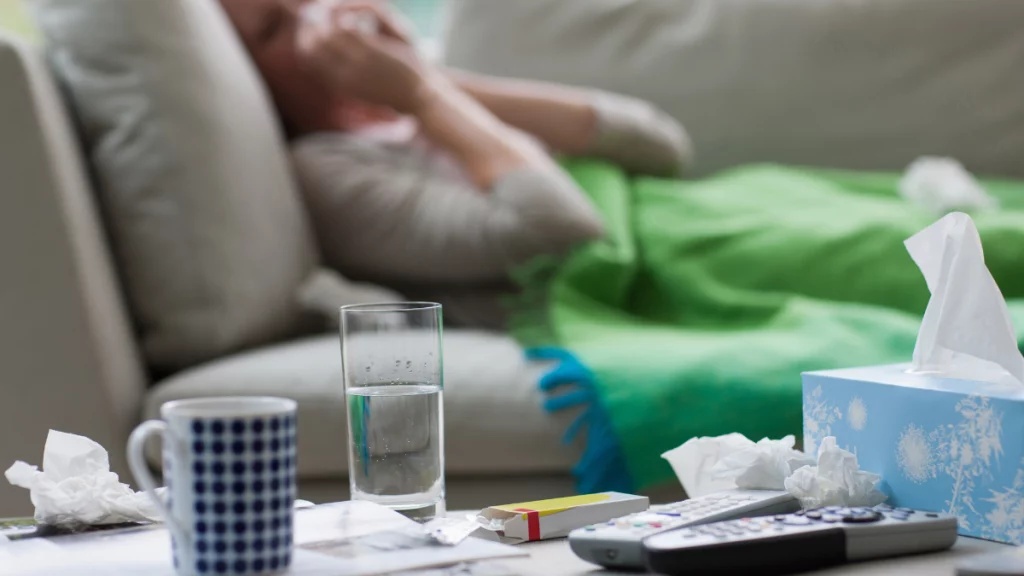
xmin=220 ymin=0 xmax=1024 ymax=492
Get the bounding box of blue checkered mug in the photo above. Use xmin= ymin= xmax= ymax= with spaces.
xmin=127 ymin=397 xmax=297 ymax=576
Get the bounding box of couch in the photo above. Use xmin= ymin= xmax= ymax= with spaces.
xmin=2 ymin=0 xmax=1022 ymax=517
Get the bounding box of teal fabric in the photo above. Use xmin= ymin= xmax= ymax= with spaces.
xmin=510 ymin=161 xmax=1024 ymax=491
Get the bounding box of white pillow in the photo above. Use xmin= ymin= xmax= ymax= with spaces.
xmin=444 ymin=0 xmax=1024 ymax=179
xmin=29 ymin=0 xmax=319 ymax=371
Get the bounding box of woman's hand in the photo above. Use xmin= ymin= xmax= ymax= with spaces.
xmin=296 ymin=2 xmax=436 ymax=115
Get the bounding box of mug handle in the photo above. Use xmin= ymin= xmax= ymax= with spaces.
xmin=127 ymin=420 xmax=188 ymax=543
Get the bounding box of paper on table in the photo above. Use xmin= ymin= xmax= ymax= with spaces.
xmin=5 ymin=431 xmax=162 ymax=527
xmin=904 ymin=212 xmax=1024 ymax=386
xmin=0 ymin=503 xmax=525 ymax=576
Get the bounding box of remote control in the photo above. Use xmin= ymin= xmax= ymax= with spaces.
xmin=643 ymin=504 xmax=958 ymax=575
xmin=568 ymin=489 xmax=800 ymax=569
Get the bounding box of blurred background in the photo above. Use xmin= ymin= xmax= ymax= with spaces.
xmin=1 ymin=0 xmax=1022 ymax=519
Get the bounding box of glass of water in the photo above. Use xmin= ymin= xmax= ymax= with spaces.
xmin=339 ymin=302 xmax=445 ymax=521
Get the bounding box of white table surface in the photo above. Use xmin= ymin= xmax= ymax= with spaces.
xmin=496 ymin=534 xmax=1008 ymax=575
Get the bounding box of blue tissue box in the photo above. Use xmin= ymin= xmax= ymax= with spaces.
xmin=802 ymin=364 xmax=1024 ymax=544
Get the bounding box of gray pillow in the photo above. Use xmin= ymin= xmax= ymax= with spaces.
xmin=29 ymin=0 xmax=319 ymax=371
xmin=290 ymin=133 xmax=605 ymax=285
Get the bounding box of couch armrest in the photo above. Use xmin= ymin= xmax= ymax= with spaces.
xmin=0 ymin=34 xmax=147 ymax=516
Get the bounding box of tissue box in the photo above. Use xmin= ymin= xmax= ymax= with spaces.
xmin=475 ymin=492 xmax=649 ymax=544
xmin=802 ymin=364 xmax=1024 ymax=544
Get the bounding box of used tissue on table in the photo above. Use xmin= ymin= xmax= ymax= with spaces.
xmin=784 ymin=437 xmax=885 ymax=509
xmin=5 ymin=430 xmax=162 ymax=527
xmin=803 ymin=212 xmax=1024 ymax=544
xmin=662 ymin=433 xmax=881 ymax=508
xmin=662 ymin=434 xmax=813 ymax=498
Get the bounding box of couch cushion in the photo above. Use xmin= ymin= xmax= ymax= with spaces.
xmin=144 ymin=331 xmax=580 ymax=477
xmin=28 ymin=0 xmax=319 ymax=372
xmin=444 ymin=0 xmax=1024 ymax=179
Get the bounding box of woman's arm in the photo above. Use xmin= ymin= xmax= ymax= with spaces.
xmin=448 ymin=70 xmax=694 ymax=177
xmin=411 ymin=75 xmax=557 ymax=190
xmin=297 ymin=5 xmax=558 ymax=189
xmin=446 ymin=69 xmax=598 ymax=155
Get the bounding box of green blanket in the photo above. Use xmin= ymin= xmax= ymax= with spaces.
xmin=509 ymin=161 xmax=1024 ymax=493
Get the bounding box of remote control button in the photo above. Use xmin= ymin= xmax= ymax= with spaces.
xmin=926 ymin=513 xmax=938 ymax=518
xmin=842 ymin=512 xmax=883 ymax=524
xmin=875 ymin=504 xmax=893 ymax=511
xmin=656 ymin=512 xmax=681 ymax=517
xmin=795 ymin=510 xmax=806 ymax=516
xmin=681 ymin=530 xmax=698 ymax=538
xmin=805 ymin=511 xmax=823 ymax=520
xmin=584 ymin=526 xmax=596 ymax=531
xmin=636 ymin=514 xmax=668 ymax=523
xmin=774 ymin=515 xmax=787 ymax=521
xmin=606 ymin=521 xmax=615 ymax=526
xmin=746 ymin=525 xmax=762 ymax=532
xmin=784 ymin=516 xmax=812 ymax=526
xmin=896 ymin=508 xmax=915 ymax=514
xmin=824 ymin=506 xmax=842 ymax=512
xmin=650 ymin=523 xmax=663 ymax=529
xmin=835 ymin=508 xmax=854 ymax=517
xmin=822 ymin=514 xmax=841 ymax=523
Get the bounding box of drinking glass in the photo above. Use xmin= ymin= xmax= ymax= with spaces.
xmin=339 ymin=302 xmax=445 ymax=521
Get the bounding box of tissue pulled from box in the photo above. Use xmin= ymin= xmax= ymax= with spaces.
xmin=899 ymin=157 xmax=997 ymax=215
xmin=905 ymin=212 xmax=1024 ymax=386
xmin=662 ymin=434 xmax=814 ymax=498
xmin=5 ymin=430 xmax=163 ymax=527
xmin=784 ymin=436 xmax=886 ymax=509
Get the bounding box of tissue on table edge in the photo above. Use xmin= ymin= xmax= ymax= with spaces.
xmin=802 ymin=212 xmax=1024 ymax=544
xmin=5 ymin=430 xmax=165 ymax=527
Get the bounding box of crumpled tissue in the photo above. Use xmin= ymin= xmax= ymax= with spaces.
xmin=904 ymin=211 xmax=1024 ymax=386
xmin=664 ymin=433 xmax=885 ymax=507
xmin=662 ymin=434 xmax=814 ymax=498
xmin=5 ymin=430 xmax=163 ymax=527
xmin=899 ymin=156 xmax=997 ymax=216
xmin=784 ymin=437 xmax=886 ymax=509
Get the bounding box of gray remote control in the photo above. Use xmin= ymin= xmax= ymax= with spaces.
xmin=643 ymin=503 xmax=958 ymax=575
xmin=568 ymin=489 xmax=800 ymax=569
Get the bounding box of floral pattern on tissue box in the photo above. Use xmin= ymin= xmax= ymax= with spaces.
xmin=802 ymin=364 xmax=1024 ymax=544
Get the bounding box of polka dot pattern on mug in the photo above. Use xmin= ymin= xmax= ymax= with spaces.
xmin=185 ymin=414 xmax=296 ymax=574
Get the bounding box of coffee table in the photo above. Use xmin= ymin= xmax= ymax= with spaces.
xmin=491 ymin=534 xmax=1008 ymax=575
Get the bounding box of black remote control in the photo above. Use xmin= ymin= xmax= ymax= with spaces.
xmin=643 ymin=504 xmax=958 ymax=575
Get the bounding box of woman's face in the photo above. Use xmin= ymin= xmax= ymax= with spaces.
xmin=220 ymin=0 xmax=339 ymax=133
